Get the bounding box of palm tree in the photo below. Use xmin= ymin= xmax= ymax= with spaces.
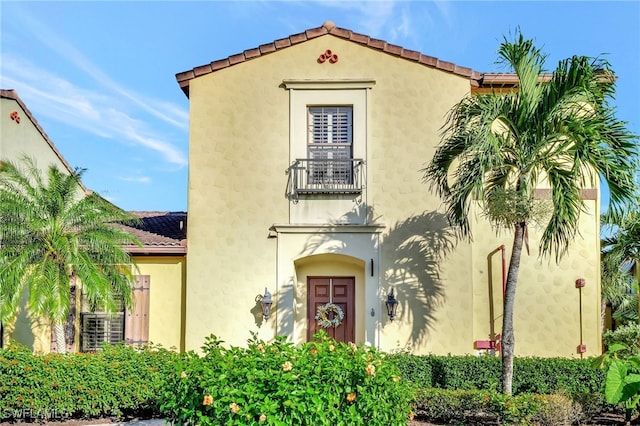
xmin=601 ymin=209 xmax=640 ymax=327
xmin=424 ymin=32 xmax=639 ymax=395
xmin=0 ymin=158 xmax=141 ymax=353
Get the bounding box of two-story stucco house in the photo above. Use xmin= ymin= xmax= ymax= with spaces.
xmin=176 ymin=21 xmax=601 ymax=357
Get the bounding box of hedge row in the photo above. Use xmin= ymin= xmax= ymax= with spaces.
xmin=1 ymin=341 xmax=616 ymax=424
xmin=1 ymin=335 xmax=413 ymax=425
xmin=0 ymin=342 xmax=178 ymax=421
xmin=603 ymin=323 xmax=640 ymax=356
xmin=390 ymin=353 xmax=605 ymax=395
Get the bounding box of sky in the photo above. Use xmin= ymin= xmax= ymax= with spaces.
xmin=1 ymin=1 xmax=638 ymax=212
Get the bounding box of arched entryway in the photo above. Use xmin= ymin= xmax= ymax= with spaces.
xmin=294 ymin=253 xmax=365 ymax=344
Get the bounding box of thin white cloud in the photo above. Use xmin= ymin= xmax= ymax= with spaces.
xmin=309 ymin=0 xmax=455 ymax=49
xmin=1 ymin=57 xmax=188 ymax=166
xmin=120 ymin=126 xmax=187 ymax=167
xmin=118 ymin=175 xmax=152 ymax=184
xmin=353 ymin=2 xmax=398 ymax=38
xmin=389 ymin=5 xmax=411 ymax=40
xmin=14 ymin=11 xmax=189 ymax=132
xmin=313 ymin=1 xmax=398 ymax=38
xmin=309 ymin=0 xmax=427 ymax=46
xmin=432 ymin=1 xmax=453 ymax=26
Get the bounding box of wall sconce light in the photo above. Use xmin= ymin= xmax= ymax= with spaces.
xmin=260 ymin=288 xmax=273 ymax=320
xmin=385 ymin=289 xmax=398 ymax=321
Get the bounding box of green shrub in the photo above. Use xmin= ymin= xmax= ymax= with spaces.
xmin=531 ymin=393 xmax=583 ymax=426
xmin=160 ymin=332 xmax=414 ymax=426
xmin=594 ymin=342 xmax=640 ymax=423
xmin=391 ymin=352 xmax=604 ymax=395
xmin=430 ymin=354 xmax=502 ymax=391
xmin=390 ymin=352 xmax=502 ymax=390
xmin=512 ymin=357 xmax=603 ymax=395
xmin=0 ymin=341 xmax=179 ymax=421
xmin=603 ymin=323 xmax=640 ymax=356
xmin=413 ymin=387 xmax=539 ymax=425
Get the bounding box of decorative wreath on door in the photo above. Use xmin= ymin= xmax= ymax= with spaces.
xmin=315 ymin=302 xmax=345 ymax=329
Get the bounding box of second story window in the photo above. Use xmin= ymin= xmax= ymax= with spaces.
xmin=283 ymin=79 xmax=374 ymax=201
xmin=307 ymin=106 xmax=353 ymax=185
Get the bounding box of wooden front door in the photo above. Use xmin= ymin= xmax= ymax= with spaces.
xmin=307 ymin=277 xmax=355 ymax=342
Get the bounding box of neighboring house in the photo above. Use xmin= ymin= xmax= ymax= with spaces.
xmin=0 ymin=89 xmax=187 ymax=353
xmin=107 ymin=211 xmax=187 ymax=352
xmin=176 ymin=21 xmax=602 ymax=357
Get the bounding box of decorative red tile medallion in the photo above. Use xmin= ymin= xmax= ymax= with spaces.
xmin=318 ymin=49 xmax=338 ymax=64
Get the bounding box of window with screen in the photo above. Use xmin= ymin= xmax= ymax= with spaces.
xmin=307 ymin=106 xmax=353 ymax=185
xmin=80 ymin=297 xmax=125 ymax=352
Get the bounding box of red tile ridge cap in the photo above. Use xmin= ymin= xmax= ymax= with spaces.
xmin=1 ymin=89 xmax=89 ymax=194
xmin=130 ymin=210 xmax=185 ymax=217
xmin=175 ymin=21 xmax=487 ymax=97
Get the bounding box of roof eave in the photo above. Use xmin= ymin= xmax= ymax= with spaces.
xmin=175 ymin=21 xmax=485 ymax=98
xmin=125 ymin=245 xmax=187 ymax=255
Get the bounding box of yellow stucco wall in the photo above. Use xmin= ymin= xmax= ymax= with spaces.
xmin=2 ymin=288 xmax=52 ymax=353
xmin=362 ymin=41 xmax=474 ymax=355
xmin=469 ymin=199 xmax=601 ymax=358
xmin=186 ymin=42 xmax=288 ymax=349
xmin=185 ymin=33 xmax=602 ymax=357
xmin=0 ymin=96 xmax=72 ymax=173
xmin=132 ymin=256 xmax=186 ymax=351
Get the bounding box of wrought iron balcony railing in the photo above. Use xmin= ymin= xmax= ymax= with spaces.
xmin=286 ymin=158 xmax=365 ymax=199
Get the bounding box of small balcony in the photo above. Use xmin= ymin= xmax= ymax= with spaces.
xmin=286 ymin=158 xmax=365 ymax=200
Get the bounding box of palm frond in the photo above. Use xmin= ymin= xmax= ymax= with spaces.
xmin=425 ymin=32 xmax=639 ymax=260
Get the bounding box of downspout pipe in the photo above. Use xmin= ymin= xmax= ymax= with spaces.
xmin=488 ymin=245 xmax=506 ymax=304
xmin=499 ymin=245 xmax=506 ymax=299
xmin=499 ymin=245 xmax=506 ymax=352
xmin=576 ymin=278 xmax=587 ymax=358
xmin=478 ymin=245 xmax=507 ymax=353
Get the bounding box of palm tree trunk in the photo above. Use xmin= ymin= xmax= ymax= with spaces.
xmin=53 ymin=322 xmax=67 ymax=354
xmin=502 ymin=222 xmax=526 ymax=395
xmin=64 ymin=280 xmax=77 ymax=350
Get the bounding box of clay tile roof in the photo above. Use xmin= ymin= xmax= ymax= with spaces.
xmin=119 ymin=211 xmax=187 ymax=255
xmin=1 ymin=89 xmax=88 ymax=193
xmin=176 ymin=20 xmax=489 ymax=97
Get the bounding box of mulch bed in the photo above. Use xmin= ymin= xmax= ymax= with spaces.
xmin=408 ymin=412 xmax=640 ymax=425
